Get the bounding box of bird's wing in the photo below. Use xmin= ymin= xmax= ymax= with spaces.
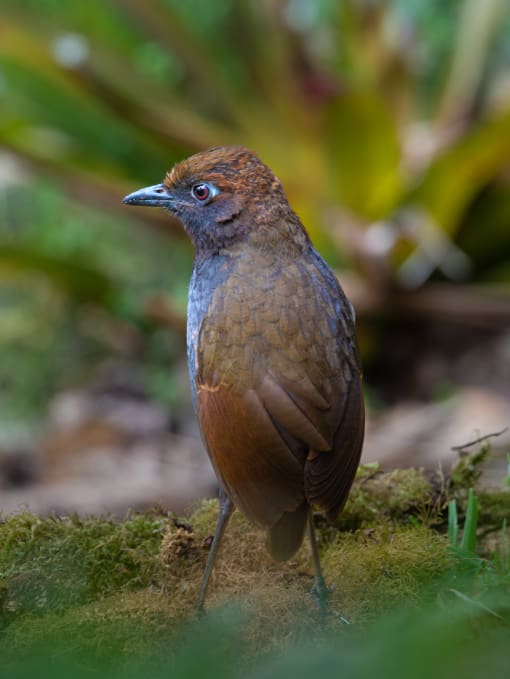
xmin=255 ymin=256 xmax=365 ymax=522
xmin=195 ymin=382 xmax=306 ymax=527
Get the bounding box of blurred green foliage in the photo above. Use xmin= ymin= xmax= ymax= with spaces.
xmin=3 ymin=597 xmax=509 ymax=679
xmin=1 ymin=0 xmax=510 ymax=429
xmin=0 ymin=181 xmax=192 ymax=435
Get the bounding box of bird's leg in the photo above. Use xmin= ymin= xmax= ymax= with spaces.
xmin=196 ymin=487 xmax=234 ymax=615
xmin=308 ymin=512 xmax=330 ymax=622
xmin=308 ymin=513 xmax=351 ymax=625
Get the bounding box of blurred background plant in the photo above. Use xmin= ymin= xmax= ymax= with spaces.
xmin=1 ymin=0 xmax=510 ymax=511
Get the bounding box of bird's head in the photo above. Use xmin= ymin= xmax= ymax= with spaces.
xmin=123 ymin=145 xmax=308 ymax=254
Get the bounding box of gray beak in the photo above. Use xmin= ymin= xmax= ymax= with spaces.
xmin=122 ymin=183 xmax=173 ymax=207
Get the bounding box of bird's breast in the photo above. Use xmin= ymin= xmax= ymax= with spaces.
xmin=187 ymin=254 xmax=234 ymax=404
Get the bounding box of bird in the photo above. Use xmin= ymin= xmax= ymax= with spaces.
xmin=123 ymin=145 xmax=364 ymax=615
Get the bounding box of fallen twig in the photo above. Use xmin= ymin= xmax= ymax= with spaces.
xmin=451 ymin=428 xmax=508 ymax=452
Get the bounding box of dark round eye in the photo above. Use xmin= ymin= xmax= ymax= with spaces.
xmin=191 ymin=183 xmax=210 ymax=202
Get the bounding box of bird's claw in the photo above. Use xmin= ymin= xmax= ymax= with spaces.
xmin=310 ymin=582 xmax=351 ymax=625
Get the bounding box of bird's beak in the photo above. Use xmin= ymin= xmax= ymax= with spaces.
xmin=122 ymin=183 xmax=173 ymax=208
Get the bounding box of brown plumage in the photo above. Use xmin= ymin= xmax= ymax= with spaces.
xmin=123 ymin=145 xmax=364 ymax=611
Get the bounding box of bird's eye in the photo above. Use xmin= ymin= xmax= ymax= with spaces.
xmin=191 ymin=183 xmax=211 ymax=202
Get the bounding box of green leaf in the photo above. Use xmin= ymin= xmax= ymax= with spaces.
xmin=411 ymin=109 xmax=510 ymax=235
xmin=326 ymin=92 xmax=403 ymax=219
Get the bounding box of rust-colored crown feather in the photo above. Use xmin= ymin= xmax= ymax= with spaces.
xmin=164 ymin=145 xmax=284 ymax=196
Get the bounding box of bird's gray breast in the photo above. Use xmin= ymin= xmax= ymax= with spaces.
xmin=187 ymin=254 xmax=232 ymax=409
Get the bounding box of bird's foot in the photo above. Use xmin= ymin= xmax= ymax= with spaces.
xmin=311 ymin=578 xmax=330 ymax=625
xmin=311 ymin=581 xmax=351 ymax=626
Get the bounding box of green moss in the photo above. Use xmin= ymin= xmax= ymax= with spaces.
xmin=0 ymin=506 xmax=453 ymax=665
xmin=324 ymin=525 xmax=452 ymax=622
xmin=477 ymin=491 xmax=510 ymax=527
xmin=449 ymin=444 xmax=491 ymax=493
xmin=1 ymin=590 xmax=178 ymax=667
xmin=337 ymin=464 xmax=434 ymax=530
xmin=0 ymin=452 xmax=505 ymax=667
xmin=0 ymin=510 xmax=168 ymax=618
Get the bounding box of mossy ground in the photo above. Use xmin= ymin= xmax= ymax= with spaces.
xmin=0 ymin=454 xmax=508 ymax=671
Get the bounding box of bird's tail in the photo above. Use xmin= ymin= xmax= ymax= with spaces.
xmin=267 ymin=502 xmax=309 ymax=562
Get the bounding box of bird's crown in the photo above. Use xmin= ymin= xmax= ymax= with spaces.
xmin=164 ymin=145 xmax=283 ymax=197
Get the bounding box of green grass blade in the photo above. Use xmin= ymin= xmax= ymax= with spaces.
xmin=501 ymin=517 xmax=508 ymax=572
xmin=448 ymin=499 xmax=459 ymax=549
xmin=460 ymin=488 xmax=479 ymax=554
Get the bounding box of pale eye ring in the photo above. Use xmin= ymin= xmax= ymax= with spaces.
xmin=191 ymin=183 xmax=211 ymax=202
